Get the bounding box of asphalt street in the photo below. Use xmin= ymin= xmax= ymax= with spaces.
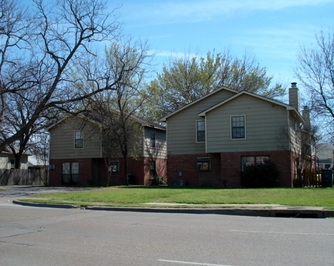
xmin=1 ymin=203 xmax=334 ymax=266
xmin=0 ymin=186 xmax=334 ymax=265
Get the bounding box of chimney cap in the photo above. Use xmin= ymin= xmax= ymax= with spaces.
xmin=291 ymin=82 xmax=297 ymax=88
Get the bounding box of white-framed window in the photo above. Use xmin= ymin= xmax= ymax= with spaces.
xmin=74 ymin=130 xmax=84 ymax=148
xmin=196 ymin=120 xmax=205 ymax=142
xmin=241 ymin=156 xmax=269 ymax=171
xmin=62 ymin=162 xmax=79 ymax=184
xmin=231 ymin=115 xmax=246 ymax=139
xmin=196 ymin=157 xmax=211 ymax=172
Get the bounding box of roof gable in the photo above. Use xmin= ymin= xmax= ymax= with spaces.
xmin=48 ymin=111 xmax=165 ymax=132
xmin=198 ymin=91 xmax=304 ymax=123
xmin=161 ymin=86 xmax=237 ymax=122
xmin=47 ymin=114 xmax=101 ymax=132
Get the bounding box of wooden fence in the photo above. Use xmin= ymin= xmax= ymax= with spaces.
xmin=294 ymin=168 xmax=332 ymax=187
xmin=0 ymin=168 xmax=48 ymax=186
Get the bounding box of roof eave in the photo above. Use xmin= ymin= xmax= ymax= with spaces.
xmin=160 ymin=86 xmax=238 ymax=122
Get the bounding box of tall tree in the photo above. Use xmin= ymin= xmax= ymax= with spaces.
xmin=87 ymin=39 xmax=151 ymax=185
xmin=140 ymin=50 xmax=285 ymax=122
xmin=0 ymin=0 xmax=124 ymax=155
xmin=295 ymin=29 xmax=334 ymax=140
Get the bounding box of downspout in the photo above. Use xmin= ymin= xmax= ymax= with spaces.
xmin=204 ymin=116 xmax=208 ymax=154
xmin=286 ymin=110 xmax=292 ymax=151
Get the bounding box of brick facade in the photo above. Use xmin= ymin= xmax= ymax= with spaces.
xmin=167 ymin=150 xmax=297 ymax=187
xmin=49 ymin=158 xmax=93 ymax=186
xmin=167 ymin=153 xmax=222 ymax=187
xmin=49 ymin=157 xmax=167 ymax=187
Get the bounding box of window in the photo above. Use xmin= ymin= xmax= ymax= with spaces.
xmin=241 ymin=156 xmax=269 ymax=171
xmin=108 ymin=161 xmax=120 ymax=173
xmin=150 ymin=132 xmax=156 ymax=148
xmin=71 ymin=162 xmax=79 ymax=183
xmin=62 ymin=162 xmax=79 ymax=184
xmin=149 ymin=161 xmax=156 ymax=178
xmin=196 ymin=120 xmax=205 ymax=142
xmin=74 ymin=130 xmax=84 ymax=148
xmin=231 ymin=116 xmax=245 ymax=139
xmin=197 ymin=157 xmax=211 ymax=172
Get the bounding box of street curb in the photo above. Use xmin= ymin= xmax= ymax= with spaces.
xmin=85 ymin=206 xmax=334 ymax=218
xmin=13 ymin=200 xmax=80 ymax=209
xmin=12 ymin=200 xmax=334 ymax=218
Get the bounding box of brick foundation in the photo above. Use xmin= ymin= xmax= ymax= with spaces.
xmin=167 ymin=154 xmax=222 ymax=187
xmin=167 ymin=150 xmax=296 ymax=188
xmin=49 ymin=157 xmax=167 ymax=187
xmin=49 ymin=158 xmax=93 ymax=186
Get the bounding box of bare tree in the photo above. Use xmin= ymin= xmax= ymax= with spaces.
xmin=0 ymin=0 xmax=32 ymax=134
xmin=296 ymin=29 xmax=334 ymax=140
xmin=87 ymin=39 xmax=151 ymax=185
xmin=0 ymin=0 xmax=123 ymax=154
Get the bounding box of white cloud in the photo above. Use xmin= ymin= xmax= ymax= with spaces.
xmin=149 ymin=49 xmax=199 ymax=59
xmin=123 ymin=0 xmax=332 ymax=25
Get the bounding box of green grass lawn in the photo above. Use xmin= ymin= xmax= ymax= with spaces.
xmin=20 ymin=186 xmax=334 ymax=209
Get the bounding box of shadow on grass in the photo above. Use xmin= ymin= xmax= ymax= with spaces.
xmin=119 ymin=185 xmax=241 ymax=190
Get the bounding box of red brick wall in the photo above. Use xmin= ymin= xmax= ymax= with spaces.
xmin=167 ymin=154 xmax=222 ymax=187
xmin=50 ymin=157 xmax=167 ymax=187
xmin=49 ymin=158 xmax=93 ymax=186
xmin=167 ymin=150 xmax=296 ymax=187
xmin=220 ymin=150 xmax=294 ymax=187
xmin=142 ymin=157 xmax=168 ymax=185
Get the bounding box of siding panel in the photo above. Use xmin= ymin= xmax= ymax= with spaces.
xmin=206 ymin=95 xmax=290 ymax=152
xmin=167 ymin=90 xmax=235 ymax=155
xmin=143 ymin=127 xmax=167 ymax=159
xmin=49 ymin=117 xmax=103 ymax=159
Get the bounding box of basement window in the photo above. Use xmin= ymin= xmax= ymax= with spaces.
xmin=197 ymin=157 xmax=211 ymax=172
xmin=241 ymin=156 xmax=269 ymax=171
xmin=108 ymin=161 xmax=120 ymax=173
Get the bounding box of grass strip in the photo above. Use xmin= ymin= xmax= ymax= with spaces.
xmin=18 ymin=187 xmax=334 ymax=209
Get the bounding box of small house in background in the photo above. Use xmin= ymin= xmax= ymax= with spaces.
xmin=28 ymin=155 xmax=49 ymax=169
xmin=316 ymin=143 xmax=334 ymax=169
xmin=162 ymin=83 xmax=316 ymax=188
xmin=0 ymin=149 xmax=30 ymax=169
xmin=0 ymin=149 xmax=46 ymax=186
xmin=48 ymin=113 xmax=167 ymax=186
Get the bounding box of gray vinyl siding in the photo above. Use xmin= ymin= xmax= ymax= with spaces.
xmin=49 ymin=117 xmax=103 ymax=159
xmin=206 ymin=95 xmax=291 ymax=152
xmin=143 ymin=127 xmax=167 ymax=159
xmin=288 ymin=113 xmax=302 ymax=154
xmin=167 ymin=90 xmax=235 ymax=155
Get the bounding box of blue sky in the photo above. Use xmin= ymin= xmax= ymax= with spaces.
xmin=113 ymin=0 xmax=334 ymax=90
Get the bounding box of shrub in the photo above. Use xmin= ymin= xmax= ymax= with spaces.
xmin=241 ymin=161 xmax=279 ymax=188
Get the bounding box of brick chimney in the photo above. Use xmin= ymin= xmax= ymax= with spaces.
xmin=289 ymin=82 xmax=299 ymax=112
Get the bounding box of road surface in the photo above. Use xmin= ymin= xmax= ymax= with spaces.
xmin=1 ymin=199 xmax=333 ymax=266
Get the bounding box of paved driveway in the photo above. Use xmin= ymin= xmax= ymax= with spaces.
xmin=0 ymin=185 xmax=90 ymax=204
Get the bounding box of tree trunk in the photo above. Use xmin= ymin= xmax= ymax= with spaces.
xmin=14 ymin=154 xmax=21 ymax=169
